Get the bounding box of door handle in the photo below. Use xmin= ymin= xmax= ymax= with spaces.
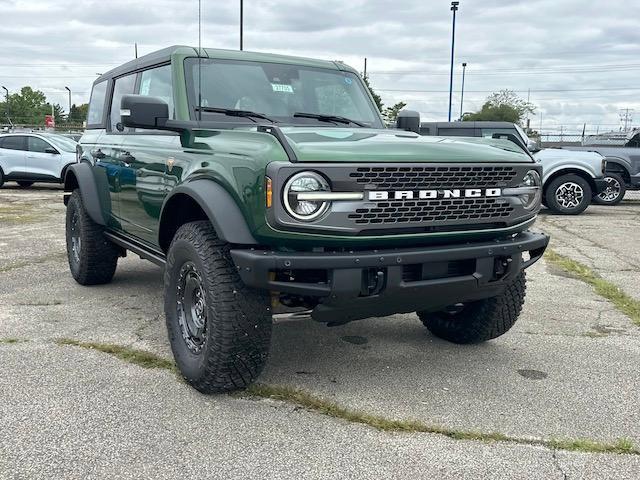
xmin=91 ymin=149 xmax=106 ymax=160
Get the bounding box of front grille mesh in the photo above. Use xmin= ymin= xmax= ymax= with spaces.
xmin=349 ymin=166 xmax=517 ymax=189
xmin=347 ymin=198 xmax=513 ymax=225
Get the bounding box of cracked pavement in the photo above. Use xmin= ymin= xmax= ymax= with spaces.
xmin=1 ymin=185 xmax=639 ymax=479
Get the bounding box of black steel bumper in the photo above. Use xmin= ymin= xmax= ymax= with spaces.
xmin=231 ymin=231 xmax=549 ymax=324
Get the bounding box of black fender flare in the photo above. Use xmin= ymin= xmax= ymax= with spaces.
xmin=603 ymin=156 xmax=632 ymax=176
xmin=63 ymin=163 xmax=108 ymax=226
xmin=160 ymin=179 xmax=258 ymax=246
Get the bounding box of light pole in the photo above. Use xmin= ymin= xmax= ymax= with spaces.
xmin=447 ymin=1 xmax=459 ymax=122
xmin=459 ymin=62 xmax=467 ymax=121
xmin=240 ymin=0 xmax=243 ymax=51
xmin=1 ymin=86 xmax=8 ymax=121
xmin=64 ymin=86 xmax=72 ymax=121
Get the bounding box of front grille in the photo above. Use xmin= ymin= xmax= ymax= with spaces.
xmin=348 ymin=197 xmax=513 ymax=225
xmin=349 ymin=166 xmax=517 ymax=190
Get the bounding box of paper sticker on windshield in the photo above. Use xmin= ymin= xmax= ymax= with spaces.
xmin=271 ymin=83 xmax=294 ymax=93
xmin=140 ymin=78 xmax=151 ymax=96
xmin=344 ymin=77 xmax=353 ymax=85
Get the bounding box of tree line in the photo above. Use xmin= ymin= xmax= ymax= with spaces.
xmin=0 ymin=86 xmax=88 ymax=126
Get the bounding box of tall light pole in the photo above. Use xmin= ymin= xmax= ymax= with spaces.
xmin=1 ymin=86 xmax=8 ymax=121
xmin=459 ymin=62 xmax=467 ymax=121
xmin=240 ymin=0 xmax=243 ymax=50
xmin=64 ymin=86 xmax=72 ymax=120
xmin=447 ymin=1 xmax=459 ymax=122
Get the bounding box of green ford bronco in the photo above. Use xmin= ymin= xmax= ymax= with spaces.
xmin=64 ymin=46 xmax=549 ymax=393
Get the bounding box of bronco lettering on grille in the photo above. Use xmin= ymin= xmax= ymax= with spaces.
xmin=368 ymin=188 xmax=502 ymax=201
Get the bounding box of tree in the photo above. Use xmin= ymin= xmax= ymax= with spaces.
xmin=0 ymin=86 xmax=64 ymax=125
xmin=68 ymin=103 xmax=89 ymax=125
xmin=382 ymin=101 xmax=407 ymax=123
xmin=462 ymin=89 xmax=535 ymax=124
xmin=362 ymin=75 xmax=384 ymax=112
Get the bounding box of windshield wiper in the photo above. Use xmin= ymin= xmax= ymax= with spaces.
xmin=293 ymin=112 xmax=367 ymax=127
xmin=194 ymin=107 xmax=277 ymax=123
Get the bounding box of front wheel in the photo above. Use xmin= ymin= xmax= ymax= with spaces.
xmin=594 ymin=173 xmax=626 ymax=205
xmin=164 ymin=221 xmax=272 ymax=393
xmin=418 ymin=272 xmax=526 ymax=344
xmin=544 ymin=174 xmax=592 ymax=215
xmin=17 ymin=181 xmax=34 ymax=188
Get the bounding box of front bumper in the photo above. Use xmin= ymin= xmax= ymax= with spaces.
xmin=231 ymin=231 xmax=549 ymax=324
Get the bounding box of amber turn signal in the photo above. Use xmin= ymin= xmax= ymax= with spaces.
xmin=266 ymin=177 xmax=273 ymax=208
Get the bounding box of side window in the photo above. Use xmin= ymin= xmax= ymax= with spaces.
xmin=28 ymin=137 xmax=54 ymax=153
xmin=438 ymin=128 xmax=475 ymax=136
xmin=1 ymin=136 xmax=27 ymax=151
xmin=110 ymin=73 xmax=137 ymax=131
xmin=87 ymin=81 xmax=108 ymax=127
xmin=139 ymin=65 xmax=174 ymax=118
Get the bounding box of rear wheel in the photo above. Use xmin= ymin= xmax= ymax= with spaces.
xmin=418 ymin=272 xmax=526 ymax=344
xmin=594 ymin=173 xmax=626 ymax=205
xmin=17 ymin=181 xmax=34 ymax=188
xmin=164 ymin=221 xmax=272 ymax=393
xmin=65 ymin=190 xmax=119 ymax=285
xmin=0 ymin=169 xmax=4 ymax=188
xmin=545 ymin=174 xmax=592 ymax=215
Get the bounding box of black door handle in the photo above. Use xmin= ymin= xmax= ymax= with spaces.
xmin=91 ymin=149 xmax=106 ymax=160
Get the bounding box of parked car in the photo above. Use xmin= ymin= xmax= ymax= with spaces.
xmin=563 ymin=129 xmax=640 ymax=205
xmin=0 ymin=133 xmax=78 ymax=187
xmin=63 ymin=45 xmax=548 ymax=393
xmin=419 ymin=121 xmax=607 ymax=214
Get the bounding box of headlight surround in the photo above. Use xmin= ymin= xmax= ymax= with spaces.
xmin=283 ymin=172 xmax=331 ymax=221
xmin=520 ymin=170 xmax=542 ymax=210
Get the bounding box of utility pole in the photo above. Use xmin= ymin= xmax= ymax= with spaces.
xmin=64 ymin=86 xmax=71 ymax=120
xmin=619 ymin=108 xmax=633 ymax=132
xmin=447 ymin=1 xmax=459 ymax=122
xmin=459 ymin=62 xmax=467 ymax=121
xmin=1 ymin=86 xmax=8 ymax=121
xmin=240 ymin=0 xmax=244 ymax=50
xmin=135 ymin=43 xmax=138 ymax=59
xmin=363 ymin=57 xmax=367 ymax=79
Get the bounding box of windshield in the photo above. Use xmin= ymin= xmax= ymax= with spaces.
xmin=184 ymin=58 xmax=383 ymax=128
xmin=44 ymin=134 xmax=77 ymax=153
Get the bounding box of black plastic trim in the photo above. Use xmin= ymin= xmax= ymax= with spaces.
xmin=257 ymin=124 xmax=298 ymax=162
xmin=104 ymin=231 xmax=166 ymax=267
xmin=63 ymin=163 xmax=107 ymax=226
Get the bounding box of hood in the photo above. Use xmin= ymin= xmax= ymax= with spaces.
xmin=280 ymin=127 xmax=534 ymax=164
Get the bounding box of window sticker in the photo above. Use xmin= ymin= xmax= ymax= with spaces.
xmin=344 ymin=77 xmax=353 ymax=85
xmin=271 ymin=83 xmax=294 ymax=93
xmin=140 ymin=78 xmax=151 ymax=96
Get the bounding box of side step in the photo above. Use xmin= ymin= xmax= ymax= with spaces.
xmin=103 ymin=231 xmax=166 ymax=267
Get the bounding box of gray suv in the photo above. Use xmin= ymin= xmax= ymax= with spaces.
xmin=418 ymin=121 xmax=607 ymax=215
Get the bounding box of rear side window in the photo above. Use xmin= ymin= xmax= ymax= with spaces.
xmin=0 ymin=136 xmax=27 ymax=151
xmin=139 ymin=65 xmax=174 ymax=118
xmin=438 ymin=128 xmax=476 ymax=136
xmin=87 ymin=81 xmax=108 ymax=128
xmin=28 ymin=137 xmax=54 ymax=153
xmin=110 ymin=73 xmax=137 ymax=131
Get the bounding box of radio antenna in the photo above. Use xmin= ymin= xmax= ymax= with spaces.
xmin=198 ymin=0 xmax=202 ymax=121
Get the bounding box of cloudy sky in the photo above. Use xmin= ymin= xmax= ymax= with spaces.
xmin=0 ymin=0 xmax=638 ymax=134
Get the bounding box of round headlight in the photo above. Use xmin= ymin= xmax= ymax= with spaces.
xmin=283 ymin=172 xmax=331 ymax=221
xmin=521 ymin=170 xmax=542 ymax=210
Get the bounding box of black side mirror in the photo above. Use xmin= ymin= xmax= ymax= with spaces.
xmin=120 ymin=95 xmax=169 ymax=130
xmin=396 ymin=110 xmax=421 ymax=134
xmin=45 ymin=147 xmax=59 ymax=154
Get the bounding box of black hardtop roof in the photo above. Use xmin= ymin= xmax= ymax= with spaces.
xmin=420 ymin=121 xmax=517 ymax=129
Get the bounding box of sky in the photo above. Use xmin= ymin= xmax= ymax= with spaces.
xmin=0 ymin=0 xmax=638 ymax=134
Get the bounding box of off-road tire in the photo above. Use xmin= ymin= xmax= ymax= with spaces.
xmin=418 ymin=272 xmax=526 ymax=344
xmin=17 ymin=181 xmax=34 ymax=188
xmin=164 ymin=221 xmax=272 ymax=393
xmin=593 ymin=173 xmax=626 ymax=205
xmin=65 ymin=189 xmax=119 ymax=285
xmin=544 ymin=174 xmax=592 ymax=215
xmin=0 ymin=168 xmax=4 ymax=188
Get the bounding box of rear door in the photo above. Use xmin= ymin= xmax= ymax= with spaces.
xmin=26 ymin=136 xmax=61 ymax=180
xmin=0 ymin=135 xmax=27 ymax=178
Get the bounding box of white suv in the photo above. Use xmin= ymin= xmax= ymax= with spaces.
xmin=0 ymin=133 xmax=77 ymax=188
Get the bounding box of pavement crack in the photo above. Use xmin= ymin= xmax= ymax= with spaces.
xmin=551 ymin=449 xmax=568 ymax=480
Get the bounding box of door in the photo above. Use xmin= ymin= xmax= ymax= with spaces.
xmin=0 ymin=136 xmax=27 ymax=178
xmin=118 ymin=64 xmax=179 ymax=246
xmin=26 ymin=136 xmax=62 ymax=181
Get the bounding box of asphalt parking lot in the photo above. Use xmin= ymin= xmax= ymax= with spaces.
xmin=1 ymin=185 xmax=639 ymax=479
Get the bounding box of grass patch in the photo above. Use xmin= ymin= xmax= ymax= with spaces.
xmin=545 ymin=249 xmax=640 ymax=326
xmin=0 ymin=338 xmax=28 ymax=344
xmin=244 ymin=383 xmax=639 ymax=455
xmin=55 ymin=338 xmax=176 ymax=372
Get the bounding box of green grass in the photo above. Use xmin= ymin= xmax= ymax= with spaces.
xmin=545 ymin=249 xmax=640 ymax=326
xmin=244 ymin=383 xmax=639 ymax=455
xmin=0 ymin=338 xmax=28 ymax=344
xmin=55 ymin=338 xmax=176 ymax=371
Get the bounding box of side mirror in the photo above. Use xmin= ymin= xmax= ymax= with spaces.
xmin=45 ymin=147 xmax=59 ymax=154
xmin=396 ymin=110 xmax=421 ymax=134
xmin=120 ymin=95 xmax=169 ymax=130
xmin=527 ymin=139 xmax=540 ymax=153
